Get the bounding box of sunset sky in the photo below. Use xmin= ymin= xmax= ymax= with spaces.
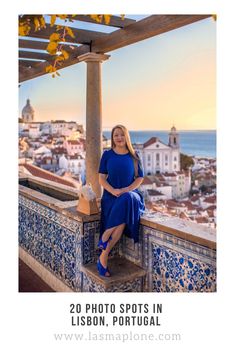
xmin=18 ymin=15 xmax=216 ymax=131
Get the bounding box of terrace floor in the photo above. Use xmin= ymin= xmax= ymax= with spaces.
xmin=19 ymin=259 xmax=55 ymax=292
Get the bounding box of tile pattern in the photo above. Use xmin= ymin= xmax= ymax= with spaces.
xmin=82 ymin=273 xmax=143 ymax=292
xmin=19 ymin=194 xmax=216 ymax=292
xmin=142 ymin=226 xmax=216 ymax=292
xmin=19 ymin=195 xmax=82 ymax=290
xmin=119 ymin=229 xmax=143 ymax=266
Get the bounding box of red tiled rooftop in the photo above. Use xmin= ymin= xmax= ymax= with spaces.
xmin=19 ymin=163 xmax=77 ymax=188
xmin=142 ymin=176 xmax=153 ymax=185
xmin=196 ymin=216 xmax=209 ymax=223
xmin=204 ymin=196 xmax=216 ymax=203
xmin=143 ymin=137 xmax=158 ymax=148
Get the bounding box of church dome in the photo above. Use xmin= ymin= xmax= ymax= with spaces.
xmin=22 ymin=99 xmax=34 ymax=115
xmin=170 ymin=125 xmax=177 ymax=132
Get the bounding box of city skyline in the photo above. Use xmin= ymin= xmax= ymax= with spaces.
xmin=19 ymin=16 xmax=216 ymax=131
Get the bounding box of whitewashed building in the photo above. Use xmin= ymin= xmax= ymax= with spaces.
xmin=51 ymin=121 xmax=78 ymax=136
xmin=162 ymin=170 xmax=191 ymax=199
xmin=28 ymin=124 xmax=41 ymax=138
xmin=63 ymin=139 xmax=85 ymax=156
xmin=59 ymin=154 xmax=85 ymax=179
xmin=134 ymin=126 xmax=180 ymax=175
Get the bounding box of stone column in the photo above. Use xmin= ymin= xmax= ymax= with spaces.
xmin=78 ymin=53 xmax=110 ymax=198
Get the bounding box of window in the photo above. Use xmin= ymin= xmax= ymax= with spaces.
xmin=165 ymin=155 xmax=168 ymax=161
xmin=174 ymin=156 xmax=177 ymax=161
xmin=165 ymin=162 xmax=168 ymax=166
xmin=174 ymin=137 xmax=177 ymax=144
xmin=156 ymin=144 xmax=159 ymax=148
xmin=156 ymin=153 xmax=159 ymax=161
xmin=147 ymin=154 xmax=151 ymax=162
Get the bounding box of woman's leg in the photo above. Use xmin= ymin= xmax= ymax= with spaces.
xmin=101 ymin=226 xmax=117 ymax=242
xmin=99 ymin=223 xmax=125 ymax=275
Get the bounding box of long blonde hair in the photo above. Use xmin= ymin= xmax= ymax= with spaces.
xmin=111 ymin=124 xmax=139 ymax=160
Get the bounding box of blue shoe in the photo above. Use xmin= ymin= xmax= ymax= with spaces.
xmin=97 ymin=258 xmax=111 ymax=277
xmin=98 ymin=236 xmax=112 ymax=250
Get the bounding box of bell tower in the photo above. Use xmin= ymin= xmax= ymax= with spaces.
xmin=168 ymin=126 xmax=179 ymax=148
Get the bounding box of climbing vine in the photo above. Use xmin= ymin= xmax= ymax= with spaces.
xmin=19 ymin=15 xmax=125 ymax=77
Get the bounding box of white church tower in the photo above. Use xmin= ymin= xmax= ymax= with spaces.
xmin=168 ymin=126 xmax=180 ymax=171
xmin=22 ymin=99 xmax=35 ymax=123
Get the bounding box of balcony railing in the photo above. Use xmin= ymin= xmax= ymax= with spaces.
xmin=19 ymin=174 xmax=216 ymax=292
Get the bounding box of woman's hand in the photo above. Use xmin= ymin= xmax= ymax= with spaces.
xmin=111 ymin=188 xmax=123 ymax=197
xmin=111 ymin=187 xmax=130 ymax=197
xmin=120 ymin=187 xmax=130 ymax=194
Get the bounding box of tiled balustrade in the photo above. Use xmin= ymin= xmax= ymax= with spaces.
xmin=19 ymin=175 xmax=216 ymax=292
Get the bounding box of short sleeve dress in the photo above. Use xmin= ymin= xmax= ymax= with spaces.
xmin=98 ymin=149 xmax=145 ymax=243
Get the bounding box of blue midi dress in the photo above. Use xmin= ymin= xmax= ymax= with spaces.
xmin=98 ymin=149 xmax=145 ymax=243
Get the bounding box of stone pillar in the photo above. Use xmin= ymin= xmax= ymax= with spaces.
xmin=78 ymin=53 xmax=110 ymax=198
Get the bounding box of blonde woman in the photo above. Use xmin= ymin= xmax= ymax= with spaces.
xmin=97 ymin=125 xmax=145 ymax=277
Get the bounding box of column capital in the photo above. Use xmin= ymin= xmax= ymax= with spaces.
xmin=77 ymin=52 xmax=110 ymax=63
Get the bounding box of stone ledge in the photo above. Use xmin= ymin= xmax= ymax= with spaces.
xmin=141 ymin=214 xmax=216 ymax=250
xmin=81 ymin=256 xmax=146 ymax=290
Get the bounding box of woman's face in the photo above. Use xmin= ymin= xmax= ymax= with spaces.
xmin=113 ymin=128 xmax=126 ymax=148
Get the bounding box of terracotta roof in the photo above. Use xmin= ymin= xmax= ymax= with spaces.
xmin=206 ymin=205 xmax=216 ymax=211
xmin=147 ymin=189 xmax=164 ymax=196
xmin=19 ymin=163 xmax=76 ymax=188
xmin=179 ymin=212 xmax=189 ymax=219
xmin=178 ymin=201 xmax=196 ymax=210
xmin=142 ymin=176 xmax=153 ymax=185
xmin=143 ymin=137 xmax=157 ymax=148
xmin=191 ymin=195 xmax=200 ymax=201
xmin=196 ymin=216 xmax=209 ymax=224
xmin=163 ymin=172 xmax=177 ymax=177
xmin=165 ymin=200 xmax=180 ymax=208
xmin=67 ymin=140 xmax=82 ymax=145
xmin=52 ymin=147 xmax=67 ymax=154
xmin=204 ymin=196 xmax=216 ymax=203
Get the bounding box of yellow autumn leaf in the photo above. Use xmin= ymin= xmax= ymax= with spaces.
xmin=34 ymin=17 xmax=40 ymax=31
xmin=104 ymin=15 xmax=111 ymax=24
xmin=49 ymin=32 xmax=60 ymax=42
xmin=121 ymin=14 xmax=125 ymax=20
xmin=52 ymin=74 xmax=55 ymax=78
xmin=56 ymin=71 xmax=60 ymax=76
xmin=90 ymin=15 xmax=102 ymax=23
xmin=212 ymin=14 xmax=217 ymax=21
xmin=58 ymin=15 xmax=67 ymax=20
xmin=50 ymin=15 xmax=57 ymax=26
xmin=61 ymin=50 xmax=69 ymax=60
xmin=46 ymin=41 xmax=58 ymax=54
xmin=19 ymin=23 xmax=30 ymax=36
xmin=56 ymin=55 xmax=65 ymax=62
xmin=45 ymin=65 xmax=53 ymax=73
xmin=39 ymin=16 xmax=46 ymax=28
xmin=66 ymin=26 xmax=75 ymax=39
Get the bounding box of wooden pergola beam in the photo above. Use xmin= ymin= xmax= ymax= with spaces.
xmin=19 ymin=15 xmax=213 ymax=83
xmin=19 ymin=44 xmax=90 ymax=82
xmin=19 ymin=59 xmax=43 ymax=68
xmin=19 ymin=39 xmax=49 ymax=50
xmin=19 ymin=39 xmax=80 ymax=52
xmin=19 ymin=50 xmax=53 ymax=61
xmin=26 ymin=24 xmax=107 ymax=44
xmin=70 ymin=15 xmax=135 ymax=28
xmin=91 ymin=14 xmax=212 ymax=53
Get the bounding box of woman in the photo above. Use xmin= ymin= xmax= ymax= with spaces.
xmin=97 ymin=124 xmax=145 ymax=277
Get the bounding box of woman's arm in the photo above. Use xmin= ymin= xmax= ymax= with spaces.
xmin=121 ymin=177 xmax=144 ymax=193
xmin=98 ymin=174 xmax=122 ymax=197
